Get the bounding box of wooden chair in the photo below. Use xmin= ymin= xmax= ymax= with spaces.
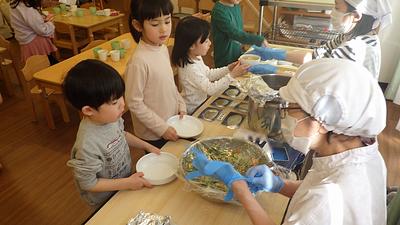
xmin=80 ymin=39 xmax=106 ymax=53
xmin=21 ymin=55 xmax=70 ymax=129
xmin=53 ymin=22 xmax=90 ymax=56
xmin=0 ymin=35 xmax=23 ymax=96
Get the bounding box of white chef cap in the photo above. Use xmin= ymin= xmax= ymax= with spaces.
xmin=279 ymin=58 xmax=386 ymax=137
xmin=345 ymin=0 xmax=392 ymax=30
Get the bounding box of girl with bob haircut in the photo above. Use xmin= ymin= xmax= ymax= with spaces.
xmin=171 ymin=16 xmax=248 ymax=114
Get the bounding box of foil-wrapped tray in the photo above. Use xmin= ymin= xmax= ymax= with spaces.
xmin=199 ymin=107 xmax=221 ymax=122
xmin=235 ymin=102 xmax=248 ymax=113
xmin=178 ymin=137 xmax=273 ymax=204
xmin=127 ymin=211 xmax=173 ymax=225
xmin=223 ymin=86 xmax=241 ymax=98
xmin=211 ymin=97 xmax=232 ymax=108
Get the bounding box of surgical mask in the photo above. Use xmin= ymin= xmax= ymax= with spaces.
xmin=330 ymin=9 xmax=351 ymax=33
xmin=281 ymin=115 xmax=316 ymax=155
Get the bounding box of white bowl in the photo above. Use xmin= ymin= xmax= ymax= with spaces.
xmin=136 ymin=152 xmax=178 ymax=185
xmin=167 ymin=115 xmax=204 ymax=138
xmin=239 ymin=54 xmax=261 ymax=66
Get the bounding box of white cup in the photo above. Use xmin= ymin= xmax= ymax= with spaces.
xmin=104 ymin=8 xmax=111 ymax=16
xmin=120 ymin=39 xmax=131 ymax=49
xmin=70 ymin=5 xmax=77 ymax=12
xmin=98 ymin=49 xmax=108 ymax=61
xmin=110 ymin=50 xmax=120 ymax=62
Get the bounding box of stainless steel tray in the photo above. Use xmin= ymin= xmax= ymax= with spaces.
xmin=211 ymin=97 xmax=232 ymax=108
xmin=222 ymin=112 xmax=245 ymax=129
xmin=199 ymin=107 xmax=221 ymax=122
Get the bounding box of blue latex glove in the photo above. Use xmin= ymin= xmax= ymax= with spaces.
xmin=246 ymin=165 xmax=284 ymax=193
xmin=248 ymin=64 xmax=278 ymax=74
xmin=248 ymin=45 xmax=287 ymax=61
xmin=185 ymin=148 xmax=247 ymax=201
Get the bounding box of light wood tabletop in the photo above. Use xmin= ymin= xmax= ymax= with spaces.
xmin=50 ymin=8 xmax=125 ymax=41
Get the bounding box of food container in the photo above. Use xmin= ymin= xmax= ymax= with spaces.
xmin=223 ymin=86 xmax=241 ymax=98
xmin=239 ymin=54 xmax=261 ymax=66
xmin=247 ymin=74 xmax=291 ymax=138
xmin=235 ymin=102 xmax=248 ymax=113
xmin=178 ymin=137 xmax=273 ymax=204
xmin=211 ymin=97 xmax=231 ymax=108
xmin=222 ymin=112 xmax=245 ymax=129
xmin=199 ymin=107 xmax=221 ymax=122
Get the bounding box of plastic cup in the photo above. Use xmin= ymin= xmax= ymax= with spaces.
xmin=98 ymin=49 xmax=108 ymax=61
xmin=111 ymin=41 xmax=120 ymax=50
xmin=93 ymin=47 xmax=102 ymax=58
xmin=75 ymin=8 xmax=84 ymax=17
xmin=53 ymin=7 xmax=61 ymax=15
xmin=59 ymin=3 xmax=66 ymax=12
xmin=89 ymin=6 xmax=97 ymax=15
xmin=104 ymin=8 xmax=111 ymax=16
xmin=110 ymin=50 xmax=120 ymax=62
xmin=119 ymin=48 xmax=126 ymax=58
xmin=120 ymin=38 xmax=131 ymax=49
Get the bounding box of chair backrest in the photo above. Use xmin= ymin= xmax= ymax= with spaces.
xmin=53 ymin=22 xmax=76 ymax=42
xmin=0 ymin=34 xmax=13 ymax=59
xmin=80 ymin=39 xmax=106 ymax=53
xmin=21 ymin=55 xmax=50 ymax=83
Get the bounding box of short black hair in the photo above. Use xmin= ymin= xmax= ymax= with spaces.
xmin=344 ymin=2 xmax=376 ymax=38
xmin=129 ymin=0 xmax=174 ymax=43
xmin=171 ymin=16 xmax=210 ymax=67
xmin=62 ymin=59 xmax=125 ymax=110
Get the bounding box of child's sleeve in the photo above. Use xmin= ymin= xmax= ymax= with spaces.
xmin=66 ymin=145 xmax=103 ymax=191
xmin=187 ymin=65 xmax=233 ymax=96
xmin=177 ymin=90 xmax=187 ymax=114
xmin=23 ymin=7 xmax=55 ymax=37
xmin=124 ymin=59 xmax=169 ymax=136
xmin=212 ymin=7 xmax=264 ymax=46
xmin=206 ymin=66 xmax=230 ymax=81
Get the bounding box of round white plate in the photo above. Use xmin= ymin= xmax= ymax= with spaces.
xmin=136 ymin=152 xmax=178 ymax=185
xmin=167 ymin=115 xmax=204 ymax=138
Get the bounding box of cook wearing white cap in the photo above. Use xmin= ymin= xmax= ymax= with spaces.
xmin=312 ymin=0 xmax=392 ymax=80
xmin=188 ymin=58 xmax=388 ymax=225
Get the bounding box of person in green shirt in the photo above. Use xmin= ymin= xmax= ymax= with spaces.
xmin=211 ymin=0 xmax=268 ymax=67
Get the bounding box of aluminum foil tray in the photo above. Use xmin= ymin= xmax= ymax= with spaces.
xmin=223 ymin=86 xmax=241 ymax=98
xmin=199 ymin=107 xmax=221 ymax=122
xmin=222 ymin=112 xmax=245 ymax=129
xmin=211 ymin=97 xmax=232 ymax=108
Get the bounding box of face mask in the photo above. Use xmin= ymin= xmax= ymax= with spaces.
xmin=281 ymin=115 xmax=316 ymax=155
xmin=330 ymin=9 xmax=351 ymax=33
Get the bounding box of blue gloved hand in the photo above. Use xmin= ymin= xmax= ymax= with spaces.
xmin=185 ymin=147 xmax=247 ymax=201
xmin=248 ymin=64 xmax=278 ymax=74
xmin=248 ymin=45 xmax=287 ymax=61
xmin=246 ymin=165 xmax=284 ymax=193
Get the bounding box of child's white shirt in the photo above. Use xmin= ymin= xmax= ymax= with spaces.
xmin=178 ymin=56 xmax=234 ymax=114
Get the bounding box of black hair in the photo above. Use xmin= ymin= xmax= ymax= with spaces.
xmin=62 ymin=59 xmax=125 ymax=110
xmin=10 ymin=0 xmax=42 ymax=9
xmin=171 ymin=16 xmax=210 ymax=67
xmin=129 ymin=0 xmax=174 ymax=43
xmin=344 ymin=1 xmax=376 ymax=38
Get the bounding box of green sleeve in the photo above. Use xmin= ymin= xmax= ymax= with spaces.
xmin=212 ymin=6 xmax=264 ymax=46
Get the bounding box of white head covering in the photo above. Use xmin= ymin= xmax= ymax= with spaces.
xmin=345 ymin=0 xmax=392 ymax=30
xmin=279 ymin=58 xmax=386 ymax=138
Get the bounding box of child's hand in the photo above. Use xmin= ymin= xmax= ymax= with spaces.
xmin=262 ymin=39 xmax=269 ymax=47
xmin=228 ymin=61 xmax=240 ymax=71
xmin=162 ymin=126 xmax=179 ymax=141
xmin=126 ymin=172 xmax=152 ymax=190
xmin=44 ymin=14 xmax=55 ymax=22
xmin=230 ymin=62 xmax=250 ymax=78
xmin=179 ymin=111 xmax=186 ymax=119
xmin=146 ymin=144 xmax=161 ymax=155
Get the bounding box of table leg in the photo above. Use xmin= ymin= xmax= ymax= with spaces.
xmin=0 ymin=55 xmax=14 ymax=96
xmin=88 ymin=29 xmax=95 ymax=42
xmin=118 ymin=20 xmax=124 ymax=35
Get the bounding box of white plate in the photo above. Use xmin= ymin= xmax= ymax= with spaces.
xmin=136 ymin=152 xmax=178 ymax=185
xmin=167 ymin=115 xmax=204 ymax=138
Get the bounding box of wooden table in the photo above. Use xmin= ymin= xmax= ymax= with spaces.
xmin=33 ymin=33 xmax=173 ymax=128
xmin=86 ymin=89 xmax=290 ymax=225
xmin=52 ymin=8 xmax=125 ymax=42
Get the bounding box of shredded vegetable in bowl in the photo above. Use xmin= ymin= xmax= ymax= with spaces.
xmin=178 ymin=137 xmax=273 ymax=204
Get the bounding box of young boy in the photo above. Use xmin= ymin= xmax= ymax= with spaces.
xmin=63 ymin=59 xmax=161 ymax=207
xmin=211 ymin=0 xmax=269 ymax=67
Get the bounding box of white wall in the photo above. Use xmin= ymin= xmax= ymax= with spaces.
xmin=378 ymin=0 xmax=400 ymax=83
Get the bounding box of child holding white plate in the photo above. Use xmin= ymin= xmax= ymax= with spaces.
xmin=63 ymin=59 xmax=160 ymax=208
xmin=171 ymin=16 xmax=249 ymax=114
